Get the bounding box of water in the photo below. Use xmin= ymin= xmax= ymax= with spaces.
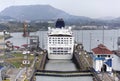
xmin=45 ymin=60 xmax=77 ymax=71
xmin=36 ymin=76 xmax=93 ymax=81
xmin=8 ymin=30 xmax=119 ymax=51
xmin=6 ymin=30 xmax=120 ymax=81
xmin=112 ymin=55 xmax=120 ymax=70
xmin=73 ymin=30 xmax=118 ymax=51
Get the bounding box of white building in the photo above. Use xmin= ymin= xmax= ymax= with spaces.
xmin=92 ymin=44 xmax=113 ymax=72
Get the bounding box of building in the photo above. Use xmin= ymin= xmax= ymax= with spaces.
xmin=92 ymin=44 xmax=113 ymax=72
xmin=29 ymin=36 xmax=39 ymax=51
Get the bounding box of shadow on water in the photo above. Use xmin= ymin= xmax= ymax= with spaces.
xmin=45 ymin=59 xmax=78 ymax=71
xmin=36 ymin=59 xmax=93 ymax=81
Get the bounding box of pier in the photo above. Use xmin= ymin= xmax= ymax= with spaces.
xmin=38 ymin=52 xmax=47 ymax=70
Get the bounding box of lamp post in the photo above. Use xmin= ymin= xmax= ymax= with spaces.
xmin=26 ymin=23 xmax=30 ymax=80
xmin=82 ymin=29 xmax=83 ymax=44
xmin=90 ymin=33 xmax=92 ymax=52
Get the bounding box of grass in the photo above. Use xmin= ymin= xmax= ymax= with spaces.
xmin=5 ymin=53 xmax=35 ymax=68
xmin=2 ymin=79 xmax=10 ymax=81
xmin=0 ymin=35 xmax=4 ymax=39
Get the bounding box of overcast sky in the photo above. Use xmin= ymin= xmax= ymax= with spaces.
xmin=0 ymin=0 xmax=120 ymax=18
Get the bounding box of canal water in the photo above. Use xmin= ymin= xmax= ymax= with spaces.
xmin=45 ymin=60 xmax=77 ymax=71
xmin=6 ymin=30 xmax=120 ymax=81
xmin=35 ymin=76 xmax=93 ymax=81
xmin=36 ymin=59 xmax=93 ymax=81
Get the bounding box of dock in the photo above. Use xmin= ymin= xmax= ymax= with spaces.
xmin=74 ymin=44 xmax=117 ymax=81
xmin=30 ymin=44 xmax=119 ymax=81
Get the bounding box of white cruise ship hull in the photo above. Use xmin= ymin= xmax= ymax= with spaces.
xmin=48 ymin=54 xmax=73 ymax=59
xmin=47 ymin=25 xmax=74 ymax=60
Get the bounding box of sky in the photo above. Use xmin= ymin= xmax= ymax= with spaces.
xmin=0 ymin=0 xmax=120 ymax=18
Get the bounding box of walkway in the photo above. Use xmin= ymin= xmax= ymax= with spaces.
xmin=36 ymin=71 xmax=92 ymax=77
xmin=98 ymin=73 xmax=119 ymax=81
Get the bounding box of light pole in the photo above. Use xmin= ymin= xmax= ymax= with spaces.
xmin=26 ymin=23 xmax=30 ymax=80
xmin=90 ymin=32 xmax=92 ymax=52
xmin=82 ymin=29 xmax=83 ymax=44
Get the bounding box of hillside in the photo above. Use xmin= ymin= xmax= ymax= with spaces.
xmin=0 ymin=5 xmax=91 ymax=21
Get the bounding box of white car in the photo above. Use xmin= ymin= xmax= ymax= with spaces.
xmin=22 ymin=51 xmax=30 ymax=54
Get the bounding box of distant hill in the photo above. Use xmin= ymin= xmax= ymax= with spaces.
xmin=0 ymin=5 xmax=92 ymax=22
xmin=0 ymin=15 xmax=15 ymax=21
xmin=2 ymin=5 xmax=120 ymax=30
xmin=97 ymin=16 xmax=116 ymax=20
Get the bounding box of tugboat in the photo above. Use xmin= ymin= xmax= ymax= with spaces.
xmin=47 ymin=18 xmax=74 ymax=59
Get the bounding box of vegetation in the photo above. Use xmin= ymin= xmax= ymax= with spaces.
xmin=2 ymin=79 xmax=10 ymax=81
xmin=0 ymin=21 xmax=55 ymax=32
xmin=24 ymin=79 xmax=28 ymax=81
xmin=0 ymin=35 xmax=4 ymax=39
xmin=5 ymin=52 xmax=34 ymax=68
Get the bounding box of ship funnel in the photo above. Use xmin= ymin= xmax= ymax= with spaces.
xmin=55 ymin=18 xmax=65 ymax=28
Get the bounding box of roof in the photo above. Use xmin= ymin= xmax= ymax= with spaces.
xmin=92 ymin=44 xmax=113 ymax=55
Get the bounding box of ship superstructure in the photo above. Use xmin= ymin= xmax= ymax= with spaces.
xmin=47 ymin=19 xmax=74 ymax=59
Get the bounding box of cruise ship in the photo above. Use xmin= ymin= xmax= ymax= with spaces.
xmin=47 ymin=18 xmax=74 ymax=59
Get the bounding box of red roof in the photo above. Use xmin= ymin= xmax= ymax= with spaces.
xmin=21 ymin=44 xmax=28 ymax=47
xmin=14 ymin=46 xmax=20 ymax=48
xmin=92 ymin=44 xmax=113 ymax=55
